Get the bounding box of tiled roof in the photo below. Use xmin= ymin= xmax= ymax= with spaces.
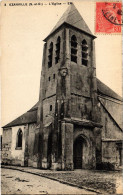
xmin=28 ymin=102 xmax=39 ymax=112
xmin=97 ymin=78 xmax=122 ymax=101
xmin=44 ymin=3 xmax=94 ymax=41
xmin=3 ymin=105 xmax=38 ymax=128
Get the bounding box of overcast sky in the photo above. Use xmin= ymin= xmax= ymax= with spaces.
xmin=1 ymin=0 xmax=122 ymax=129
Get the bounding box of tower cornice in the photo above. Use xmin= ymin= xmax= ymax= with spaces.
xmin=43 ymin=22 xmax=96 ymax=42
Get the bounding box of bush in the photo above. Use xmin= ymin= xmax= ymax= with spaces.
xmin=96 ymin=162 xmax=115 ymax=171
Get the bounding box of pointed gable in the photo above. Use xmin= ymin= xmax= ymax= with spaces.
xmin=97 ymin=79 xmax=123 ymax=130
xmin=44 ymin=3 xmax=95 ymax=41
xmin=99 ymin=96 xmax=123 ymax=131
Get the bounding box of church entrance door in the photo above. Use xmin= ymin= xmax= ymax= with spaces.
xmin=73 ymin=137 xmax=83 ymax=169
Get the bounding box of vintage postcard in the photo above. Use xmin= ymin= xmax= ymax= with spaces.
xmin=1 ymin=0 xmax=122 ymax=194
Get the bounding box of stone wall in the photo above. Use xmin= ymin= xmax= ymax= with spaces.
xmin=100 ymin=100 xmax=123 ymax=167
xmin=2 ymin=128 xmax=12 ymax=164
xmin=100 ymin=100 xmax=122 ymax=140
xmin=2 ymin=125 xmax=26 ymax=166
xmin=69 ymin=28 xmax=92 ymax=97
xmin=43 ymin=28 xmax=65 ymax=100
xmin=11 ymin=125 xmax=25 ymax=166
xmin=43 ymin=95 xmax=56 ymax=124
xmin=61 ymin=122 xmax=74 ymax=170
xmin=71 ymin=94 xmax=92 ymax=120
xmin=102 ymin=141 xmax=120 ymax=168
xmin=28 ymin=123 xmax=40 ymax=168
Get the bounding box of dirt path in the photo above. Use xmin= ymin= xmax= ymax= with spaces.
xmin=1 ymin=168 xmax=95 ymax=194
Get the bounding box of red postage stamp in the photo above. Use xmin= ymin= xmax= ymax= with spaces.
xmin=96 ymin=2 xmax=122 ymax=33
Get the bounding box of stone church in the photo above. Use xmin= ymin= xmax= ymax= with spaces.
xmin=2 ymin=4 xmax=123 ymax=170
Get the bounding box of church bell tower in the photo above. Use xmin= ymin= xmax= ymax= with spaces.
xmin=37 ymin=3 xmax=101 ymax=170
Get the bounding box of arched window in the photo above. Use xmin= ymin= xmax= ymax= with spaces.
xmin=17 ymin=129 xmax=22 ymax=148
xmin=55 ymin=36 xmax=61 ymax=64
xmin=82 ymin=40 xmax=88 ymax=66
xmin=71 ymin=35 xmax=77 ymax=63
xmin=48 ymin=42 xmax=53 ymax=68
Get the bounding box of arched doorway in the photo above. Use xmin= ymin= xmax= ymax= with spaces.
xmin=73 ymin=136 xmax=87 ymax=169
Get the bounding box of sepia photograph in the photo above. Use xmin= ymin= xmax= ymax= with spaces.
xmin=1 ymin=0 xmax=123 ymax=194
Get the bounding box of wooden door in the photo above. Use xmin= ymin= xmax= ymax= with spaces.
xmin=74 ymin=137 xmax=83 ymax=169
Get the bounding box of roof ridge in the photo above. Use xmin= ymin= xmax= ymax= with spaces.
xmin=97 ymin=78 xmax=122 ymax=101
xmin=44 ymin=3 xmax=94 ymax=41
xmin=3 ymin=109 xmax=37 ymax=128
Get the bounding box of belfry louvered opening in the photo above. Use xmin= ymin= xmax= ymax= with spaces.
xmin=55 ymin=36 xmax=61 ymax=64
xmin=48 ymin=42 xmax=53 ymax=68
xmin=82 ymin=40 xmax=88 ymax=66
xmin=71 ymin=35 xmax=77 ymax=63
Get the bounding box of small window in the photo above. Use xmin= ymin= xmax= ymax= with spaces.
xmin=16 ymin=129 xmax=22 ymax=149
xmin=81 ymin=40 xmax=88 ymax=66
xmin=53 ymin=74 xmax=55 ymax=79
xmin=55 ymin=36 xmax=61 ymax=64
xmin=49 ymin=76 xmax=50 ymax=81
xmin=71 ymin=35 xmax=77 ymax=63
xmin=50 ymin=105 xmax=52 ymax=111
xmin=48 ymin=42 xmax=53 ymax=68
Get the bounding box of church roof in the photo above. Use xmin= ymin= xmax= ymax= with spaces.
xmin=44 ymin=3 xmax=95 ymax=41
xmin=97 ymin=79 xmax=122 ymax=130
xmin=3 ymin=79 xmax=122 ymax=129
xmin=97 ymin=78 xmax=122 ymax=101
xmin=28 ymin=102 xmax=39 ymax=112
xmin=99 ymin=97 xmax=123 ymax=130
xmin=3 ymin=105 xmax=38 ymax=128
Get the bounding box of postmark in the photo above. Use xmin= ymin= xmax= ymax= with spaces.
xmin=96 ymin=2 xmax=122 ymax=33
